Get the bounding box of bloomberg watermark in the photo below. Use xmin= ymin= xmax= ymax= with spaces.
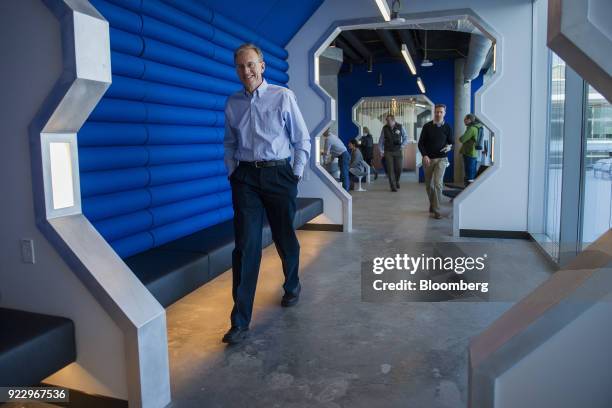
xmin=361 ymin=243 xmax=493 ymax=302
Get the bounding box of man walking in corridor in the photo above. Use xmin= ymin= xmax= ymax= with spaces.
xmin=378 ymin=114 xmax=408 ymax=192
xmin=222 ymin=43 xmax=311 ymax=344
xmin=418 ymin=104 xmax=453 ymax=219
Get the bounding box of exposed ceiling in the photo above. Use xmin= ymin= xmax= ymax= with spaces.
xmin=334 ymin=28 xmax=473 ymax=68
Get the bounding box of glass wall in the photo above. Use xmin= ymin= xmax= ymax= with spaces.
xmin=544 ymin=53 xmax=566 ymax=258
xmin=539 ymin=51 xmax=612 ymax=262
xmin=581 ymin=85 xmax=612 ymax=248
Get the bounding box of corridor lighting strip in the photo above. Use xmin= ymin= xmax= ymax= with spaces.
xmin=374 ymin=0 xmax=391 ymax=21
xmin=401 ymin=43 xmax=417 ymax=75
xmin=417 ymin=77 xmax=426 ymax=93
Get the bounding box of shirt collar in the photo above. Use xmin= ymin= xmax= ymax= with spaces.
xmin=244 ymin=79 xmax=269 ymax=98
xmin=434 ymin=120 xmax=445 ymax=127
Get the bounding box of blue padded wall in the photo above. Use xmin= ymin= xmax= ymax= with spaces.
xmin=80 ymin=0 xmax=290 ymax=258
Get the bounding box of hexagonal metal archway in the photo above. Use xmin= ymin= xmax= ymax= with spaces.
xmin=308 ymin=9 xmax=502 ymax=237
xmin=29 ymin=1 xmax=170 ymax=407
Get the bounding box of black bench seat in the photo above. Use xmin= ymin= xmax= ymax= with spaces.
xmin=125 ymin=197 xmax=323 ymax=307
xmin=0 ymin=308 xmax=76 ymax=387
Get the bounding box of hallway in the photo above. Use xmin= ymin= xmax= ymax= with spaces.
xmin=165 ymin=173 xmax=554 ymax=408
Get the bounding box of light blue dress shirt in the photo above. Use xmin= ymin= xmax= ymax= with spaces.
xmin=378 ymin=124 xmax=409 ymax=154
xmin=223 ymin=80 xmax=311 ymax=177
xmin=323 ymin=132 xmax=347 ymax=158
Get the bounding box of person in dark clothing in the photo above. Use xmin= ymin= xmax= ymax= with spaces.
xmin=379 ymin=114 xmax=408 ymax=192
xmin=417 ymin=104 xmax=453 ymax=219
xmin=359 ymin=127 xmax=378 ymax=180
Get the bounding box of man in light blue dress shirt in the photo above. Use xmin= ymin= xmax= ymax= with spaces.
xmin=222 ymin=43 xmax=311 ymax=344
xmin=322 ymin=128 xmax=350 ymax=191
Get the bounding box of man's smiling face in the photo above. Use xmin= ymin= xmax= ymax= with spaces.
xmin=235 ymin=49 xmax=265 ymax=93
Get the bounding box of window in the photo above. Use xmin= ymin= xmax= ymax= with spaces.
xmin=581 ymin=84 xmax=612 ymax=248
xmin=544 ymin=53 xmax=566 ymax=258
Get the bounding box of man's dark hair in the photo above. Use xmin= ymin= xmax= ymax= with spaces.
xmin=348 ymin=138 xmax=359 ymax=147
xmin=386 ymin=114 xmax=395 ymax=120
xmin=434 ymin=104 xmax=446 ymax=111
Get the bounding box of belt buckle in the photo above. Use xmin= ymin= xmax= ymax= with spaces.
xmin=254 ymin=160 xmax=263 ymax=168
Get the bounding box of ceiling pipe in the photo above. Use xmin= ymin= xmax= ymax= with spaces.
xmin=334 ymin=37 xmax=363 ymax=63
xmin=464 ymin=33 xmax=492 ymax=82
xmin=376 ymin=29 xmax=401 ymax=57
xmin=397 ymin=29 xmax=421 ymax=62
xmin=341 ymin=30 xmax=373 ymax=60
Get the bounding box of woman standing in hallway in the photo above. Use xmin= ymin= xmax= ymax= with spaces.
xmin=459 ymin=114 xmax=482 ymax=186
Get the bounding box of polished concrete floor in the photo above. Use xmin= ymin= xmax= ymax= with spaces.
xmin=165 ymin=173 xmax=554 ymax=408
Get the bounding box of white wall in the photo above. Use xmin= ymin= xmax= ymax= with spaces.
xmin=287 ymin=0 xmax=535 ymax=233
xmin=0 ymin=0 xmax=128 ymax=399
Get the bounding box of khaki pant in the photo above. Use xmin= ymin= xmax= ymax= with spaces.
xmin=424 ymin=157 xmax=448 ymax=212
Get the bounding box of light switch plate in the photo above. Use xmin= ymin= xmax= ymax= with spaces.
xmin=20 ymin=239 xmax=35 ymax=264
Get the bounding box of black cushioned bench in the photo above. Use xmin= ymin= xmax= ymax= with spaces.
xmin=125 ymin=197 xmax=324 ymax=307
xmin=0 ymin=308 xmax=76 ymax=386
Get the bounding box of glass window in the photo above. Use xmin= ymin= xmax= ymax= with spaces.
xmin=545 ymin=53 xmax=566 ymax=258
xmin=581 ymin=84 xmax=612 ymax=248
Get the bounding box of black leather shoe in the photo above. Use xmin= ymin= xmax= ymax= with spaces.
xmin=281 ymin=283 xmax=301 ymax=307
xmin=222 ymin=326 xmax=249 ymax=344
xmin=396 ymin=183 xmax=400 ymax=189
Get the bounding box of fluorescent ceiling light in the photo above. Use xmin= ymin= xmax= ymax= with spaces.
xmin=374 ymin=0 xmax=391 ymax=21
xmin=401 ymin=43 xmax=416 ymax=75
xmin=417 ymin=77 xmax=426 ymax=94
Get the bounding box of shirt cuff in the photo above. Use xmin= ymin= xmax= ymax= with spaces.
xmin=293 ymin=162 xmax=305 ymax=178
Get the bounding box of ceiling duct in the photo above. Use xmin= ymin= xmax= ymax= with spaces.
xmin=377 ymin=29 xmax=401 ymax=57
xmin=334 ymin=37 xmax=363 ymax=63
xmin=341 ymin=30 xmax=374 ymax=60
xmin=464 ymin=33 xmax=493 ymax=82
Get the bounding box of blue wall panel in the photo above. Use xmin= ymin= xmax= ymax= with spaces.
xmin=82 ymin=0 xmax=291 ymax=258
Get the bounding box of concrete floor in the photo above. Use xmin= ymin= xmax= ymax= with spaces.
xmin=165 ymin=173 xmax=554 ymax=408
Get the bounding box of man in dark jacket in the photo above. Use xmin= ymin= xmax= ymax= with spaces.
xmin=359 ymin=127 xmax=378 ymax=180
xmin=379 ymin=114 xmax=408 ymax=191
xmin=417 ymin=104 xmax=453 ymax=219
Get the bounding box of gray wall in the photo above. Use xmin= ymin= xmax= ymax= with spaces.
xmin=495 ymin=293 xmax=612 ymax=408
xmin=0 ymin=0 xmax=128 ymax=398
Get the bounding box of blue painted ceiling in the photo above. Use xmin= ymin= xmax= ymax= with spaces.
xmin=196 ymin=0 xmax=324 ymax=47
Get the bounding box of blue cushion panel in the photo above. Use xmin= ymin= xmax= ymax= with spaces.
xmin=148 ymin=160 xmax=226 ymax=186
xmin=148 ymin=176 xmax=229 ymax=207
xmin=146 ymin=125 xmax=223 ymax=145
xmin=82 ymin=189 xmax=151 ymax=221
xmin=110 ymin=231 xmax=155 ymax=258
xmin=161 ymin=0 xmax=288 ymax=61
xmin=78 ymin=122 xmax=148 ymax=146
xmin=80 ymin=167 xmax=150 ymax=197
xmin=79 ymin=146 xmax=148 ymax=172
xmin=150 ymin=191 xmax=232 ymax=227
xmin=151 ymin=206 xmax=233 ymax=247
xmin=94 ymin=210 xmax=153 ymax=241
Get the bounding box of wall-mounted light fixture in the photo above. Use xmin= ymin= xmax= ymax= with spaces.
xmin=417 ymin=77 xmax=426 ymax=93
xmin=367 ymin=56 xmax=373 ymax=73
xmin=401 ymin=44 xmax=417 ymax=75
xmin=374 ymin=0 xmax=391 ymax=21
xmin=378 ymin=72 xmax=383 ymax=86
xmin=492 ymin=42 xmax=497 ymax=72
xmin=49 ymin=142 xmax=75 ymax=210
